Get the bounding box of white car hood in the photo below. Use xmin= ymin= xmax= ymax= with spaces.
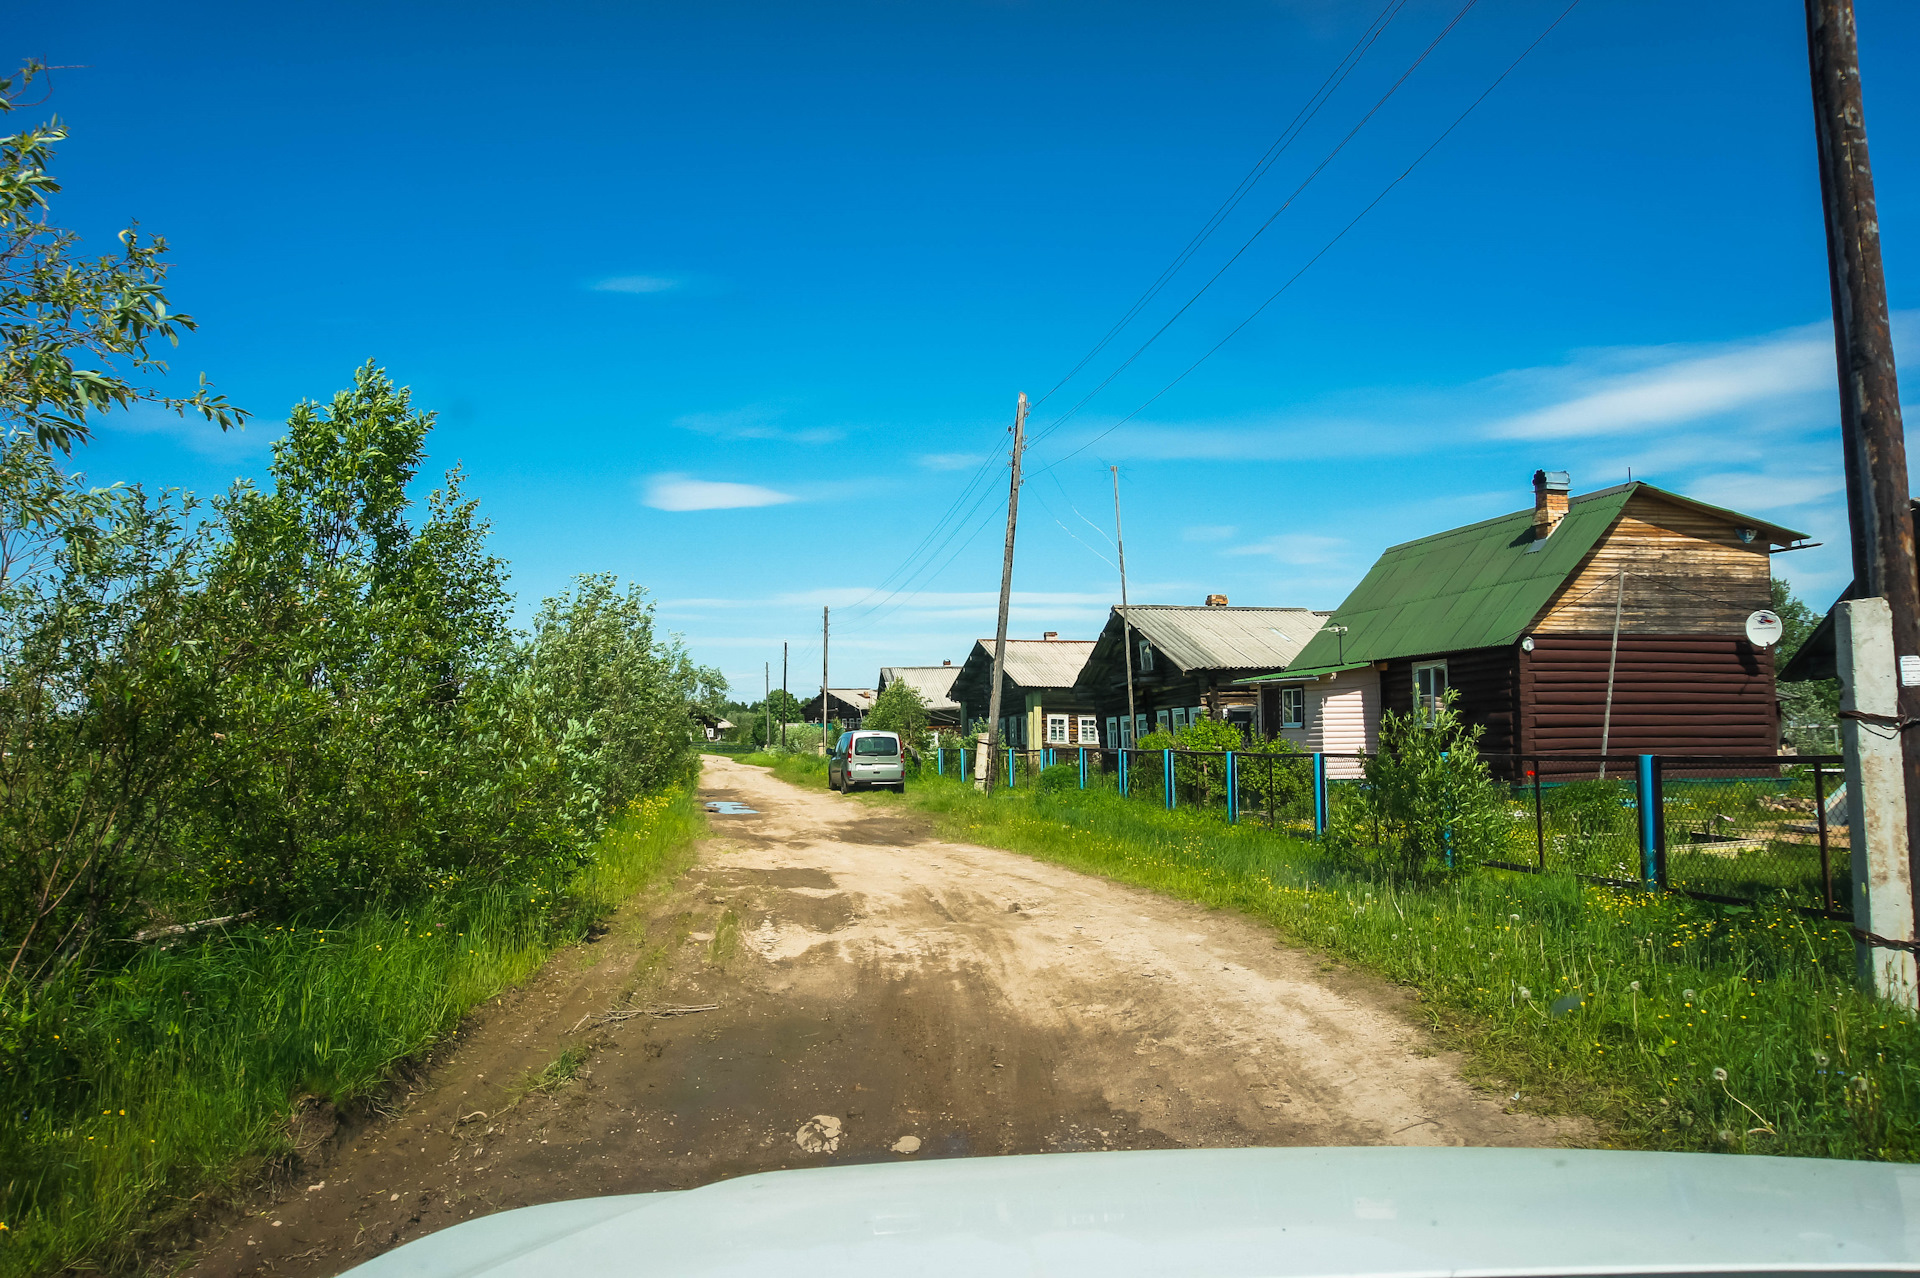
xmin=339 ymin=1146 xmax=1920 ymax=1278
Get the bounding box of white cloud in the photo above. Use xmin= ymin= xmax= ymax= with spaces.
xmin=1182 ymin=524 xmax=1236 ymax=542
xmin=919 ymin=452 xmax=985 ymax=471
xmin=676 ymin=406 xmax=841 ymax=444
xmin=1686 ymin=470 xmax=1844 ymax=516
xmin=1224 ymin=533 xmax=1347 ymax=565
xmin=1481 ymin=323 xmax=1833 ymax=441
xmin=643 ymin=473 xmax=797 ymax=512
xmin=591 ymin=275 xmax=679 ymax=294
xmin=99 ymin=403 xmax=277 ymax=459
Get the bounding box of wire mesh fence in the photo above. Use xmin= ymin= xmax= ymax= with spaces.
xmin=925 ymin=742 xmax=1849 ymax=919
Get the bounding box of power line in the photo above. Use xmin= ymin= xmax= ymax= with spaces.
xmin=1025 ymin=0 xmax=1484 ymax=452
xmin=1030 ymin=0 xmax=1585 ymax=479
xmin=1031 ymin=0 xmax=1410 ymax=411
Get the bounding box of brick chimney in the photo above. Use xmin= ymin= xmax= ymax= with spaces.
xmin=942 ymin=659 xmax=951 ymax=666
xmin=1532 ymin=470 xmax=1570 ymax=539
xmin=1043 ymin=631 xmax=1058 ymax=640
xmin=1204 ymin=594 xmax=1229 ymax=607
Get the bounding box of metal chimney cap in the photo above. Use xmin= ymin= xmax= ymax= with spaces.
xmin=1533 ymin=469 xmax=1571 ymax=492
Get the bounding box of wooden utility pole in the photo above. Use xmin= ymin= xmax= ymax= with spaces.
xmin=983 ymin=393 xmax=1028 ymax=795
xmin=1112 ymin=466 xmax=1138 ymax=749
xmin=781 ymin=642 xmax=789 ymax=749
xmin=1807 ymin=0 xmax=1920 ymax=996
xmin=821 ymin=607 xmax=830 ymax=752
xmin=764 ymin=662 xmax=771 ymax=750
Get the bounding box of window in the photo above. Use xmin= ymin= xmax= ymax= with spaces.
xmin=1118 ymin=715 xmax=1133 ymax=747
xmin=1077 ymin=715 xmax=1100 ymax=745
xmin=1135 ymin=713 xmax=1149 ymax=743
xmin=1413 ymin=661 xmax=1448 ymax=719
xmin=1191 ymin=705 xmax=1206 ymax=724
xmin=1138 ymin=639 xmax=1155 ymax=673
xmin=1156 ymin=709 xmax=1172 ymax=734
xmin=1107 ymin=716 xmax=1119 ymax=747
xmin=1279 ymin=686 xmax=1306 ymax=729
xmin=1047 ymin=714 xmax=1069 ymax=744
xmin=1171 ymin=707 xmax=1188 ymax=730
xmin=853 ymin=735 xmax=898 ymax=756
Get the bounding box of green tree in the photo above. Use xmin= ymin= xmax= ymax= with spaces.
xmin=866 ymin=679 xmax=931 ymax=756
xmin=1 ymin=64 xmax=244 ymax=455
xmin=1772 ymin=576 xmax=1841 ymax=752
xmin=766 ymin=687 xmax=805 ymax=725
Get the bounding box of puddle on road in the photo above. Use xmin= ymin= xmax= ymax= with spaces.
xmin=706 ymin=801 xmax=759 ymax=815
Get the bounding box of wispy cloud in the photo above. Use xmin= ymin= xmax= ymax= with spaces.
xmin=918 ymin=452 xmax=985 ymax=471
xmin=643 ymin=473 xmax=798 ymax=512
xmin=675 ymin=406 xmax=841 ymax=445
xmin=1224 ymin=533 xmax=1346 ymax=565
xmin=99 ymin=403 xmax=277 ymax=460
xmin=591 ymin=274 xmax=679 ymax=294
xmin=1481 ymin=323 xmax=1833 ymax=441
xmin=1182 ymin=524 xmax=1236 ymax=543
xmin=1686 ymin=470 xmax=1844 ymax=516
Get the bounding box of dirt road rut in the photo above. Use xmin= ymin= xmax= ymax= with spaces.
xmin=192 ymin=755 xmax=1577 ymax=1277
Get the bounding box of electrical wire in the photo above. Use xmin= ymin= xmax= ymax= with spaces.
xmin=1030 ymin=0 xmax=1584 ymax=479
xmin=1031 ymin=0 xmax=1410 ymax=412
xmin=1024 ymin=0 xmax=1484 ymax=452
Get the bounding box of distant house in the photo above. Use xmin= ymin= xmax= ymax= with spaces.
xmin=1074 ymin=597 xmax=1326 ymax=746
xmin=801 ymin=688 xmax=877 ymax=727
xmin=876 ymin=662 xmax=964 ymax=728
xmin=1243 ymin=472 xmax=1809 ymax=773
xmin=950 ymin=634 xmax=1099 ymax=749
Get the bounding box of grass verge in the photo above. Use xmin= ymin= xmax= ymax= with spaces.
xmin=764 ymin=759 xmax=1916 ymax=1161
xmin=0 ymin=791 xmax=705 ymax=1278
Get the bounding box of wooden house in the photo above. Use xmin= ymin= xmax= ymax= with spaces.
xmin=876 ymin=663 xmax=964 ymax=728
xmin=1243 ymin=472 xmax=1809 ymax=771
xmin=1074 ymin=598 xmax=1326 ymax=746
xmin=801 ymin=687 xmax=876 ymax=728
xmin=949 ymin=634 xmax=1099 ymax=748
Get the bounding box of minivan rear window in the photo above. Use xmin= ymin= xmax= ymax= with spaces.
xmin=853 ymin=736 xmax=899 ymax=756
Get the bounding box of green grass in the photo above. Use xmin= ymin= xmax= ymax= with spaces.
xmin=0 ymin=790 xmax=705 ymax=1278
xmin=509 ymin=1046 xmax=588 ymax=1105
xmin=801 ymin=765 xmax=1918 ymax=1161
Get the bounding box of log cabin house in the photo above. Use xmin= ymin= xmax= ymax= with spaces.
xmin=876 ymin=663 xmax=964 ymax=729
xmin=1074 ymin=599 xmax=1326 ymax=746
xmin=801 ymin=687 xmax=876 ymax=729
xmin=950 ymin=634 xmax=1099 ymax=749
xmin=1243 ymin=471 xmax=1810 ymax=774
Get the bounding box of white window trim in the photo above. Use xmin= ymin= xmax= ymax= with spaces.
xmin=1077 ymin=715 xmax=1099 ymax=745
xmin=1046 ymin=714 xmax=1069 ymax=744
xmin=1413 ymin=660 xmax=1449 ymax=719
xmin=1138 ymin=640 xmax=1155 ymax=673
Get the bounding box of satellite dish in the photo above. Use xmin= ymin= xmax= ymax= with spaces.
xmin=1746 ymin=609 xmax=1784 ymax=648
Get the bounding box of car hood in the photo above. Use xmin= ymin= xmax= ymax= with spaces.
xmin=339 ymin=1146 xmax=1920 ymax=1278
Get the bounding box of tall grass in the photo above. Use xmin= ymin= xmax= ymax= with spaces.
xmin=0 ymin=791 xmax=703 ymax=1278
xmin=864 ymin=768 xmax=1919 ymax=1161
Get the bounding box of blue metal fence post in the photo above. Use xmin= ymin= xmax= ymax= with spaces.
xmin=1119 ymin=749 xmax=1129 ymax=797
xmin=1164 ymin=748 xmax=1175 ymax=810
xmin=937 ymin=747 xmax=944 ymax=777
xmin=1078 ymin=748 xmax=1088 ymax=789
xmin=1312 ymin=753 xmax=1327 ymax=837
xmin=1226 ymin=751 xmax=1238 ymax=824
xmin=1637 ymin=754 xmax=1658 ymax=885
xmin=1007 ymin=748 xmax=1015 ymax=789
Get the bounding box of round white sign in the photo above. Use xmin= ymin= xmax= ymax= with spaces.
xmin=1745 ymin=609 xmax=1784 ymax=648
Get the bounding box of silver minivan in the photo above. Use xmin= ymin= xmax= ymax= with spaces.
xmin=828 ymin=730 xmax=905 ymax=793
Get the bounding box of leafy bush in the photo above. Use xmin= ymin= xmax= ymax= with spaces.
xmin=865 ymin=678 xmax=931 ymax=756
xmin=1035 ymin=762 xmax=1080 ymax=794
xmin=1335 ymin=689 xmax=1511 ymax=875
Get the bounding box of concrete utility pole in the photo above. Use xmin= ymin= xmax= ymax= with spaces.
xmin=1807 ymin=0 xmax=1920 ymax=1003
xmin=781 ymin=642 xmax=788 ymax=749
xmin=821 ymin=607 xmax=830 ymax=754
xmin=982 ymin=393 xmax=1028 ymax=794
xmin=1112 ymin=466 xmax=1138 ymax=749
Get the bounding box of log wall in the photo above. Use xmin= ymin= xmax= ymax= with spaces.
xmin=1382 ymin=647 xmax=1521 ymax=755
xmin=1518 ymin=633 xmax=1777 ymax=757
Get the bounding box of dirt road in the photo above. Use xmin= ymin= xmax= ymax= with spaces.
xmin=190 ymin=755 xmax=1579 ymax=1278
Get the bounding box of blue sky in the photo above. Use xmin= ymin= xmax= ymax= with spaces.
xmin=13 ymin=0 xmax=1919 ymax=698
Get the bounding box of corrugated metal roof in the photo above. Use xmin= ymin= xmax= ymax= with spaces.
xmin=1119 ymin=606 xmax=1327 ymax=672
xmin=878 ymin=665 xmax=962 ymax=711
xmin=981 ymin=638 xmax=1097 ymax=689
xmin=1280 ymin=482 xmax=1808 ymax=673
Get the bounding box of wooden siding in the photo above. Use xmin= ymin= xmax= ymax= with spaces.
xmin=1383 ymin=647 xmax=1521 ymax=756
xmin=1518 ymin=633 xmax=1777 ymax=757
xmin=1533 ymin=491 xmax=1771 ymax=635
xmin=1312 ymin=670 xmax=1379 ymax=778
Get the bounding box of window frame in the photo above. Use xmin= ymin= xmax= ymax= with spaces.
xmin=1279 ymin=686 xmax=1307 ymax=729
xmin=1413 ymin=660 xmax=1449 ymax=720
xmin=1077 ymin=715 xmax=1100 ymax=745
xmin=1137 ymin=639 xmax=1155 ymax=674
xmin=1046 ymin=713 xmax=1069 ymax=744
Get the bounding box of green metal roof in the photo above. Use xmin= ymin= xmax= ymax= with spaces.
xmin=1267 ymin=483 xmax=1806 ymax=674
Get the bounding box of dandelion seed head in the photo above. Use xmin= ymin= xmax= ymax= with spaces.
xmin=1712 ymin=1068 xmax=1728 ymax=1082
